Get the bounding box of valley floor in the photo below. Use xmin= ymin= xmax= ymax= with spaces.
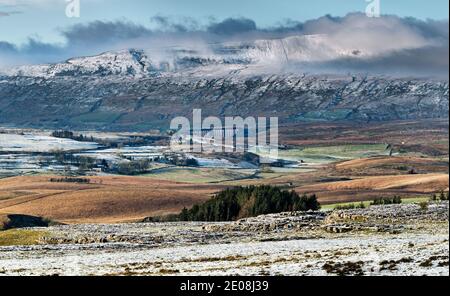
xmin=0 ymin=203 xmax=448 ymax=276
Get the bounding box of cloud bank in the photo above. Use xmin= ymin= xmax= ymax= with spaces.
xmin=0 ymin=13 xmax=448 ymax=78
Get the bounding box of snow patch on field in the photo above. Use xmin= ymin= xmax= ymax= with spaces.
xmin=0 ymin=134 xmax=98 ymax=152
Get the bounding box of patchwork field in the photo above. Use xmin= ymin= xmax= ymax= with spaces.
xmin=0 ymin=119 xmax=448 ymax=224
xmin=277 ymin=144 xmax=391 ymax=164
xmin=0 ymin=169 xmax=447 ymax=223
xmin=280 ymin=120 xmax=449 ymax=155
xmin=334 ymin=156 xmax=449 ymax=175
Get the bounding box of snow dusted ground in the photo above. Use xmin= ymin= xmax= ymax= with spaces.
xmin=0 ymin=203 xmax=448 ymax=276
xmin=0 ymin=133 xmax=98 ymax=152
xmin=0 ymin=133 xmax=99 ymax=176
xmin=74 ymin=146 xmax=169 ymax=162
xmin=0 ymin=130 xmax=261 ymax=177
xmin=0 ymin=231 xmax=448 ymax=276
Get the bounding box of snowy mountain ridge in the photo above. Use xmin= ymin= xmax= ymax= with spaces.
xmin=1 ymin=34 xmax=378 ymax=78
xmin=0 ymin=34 xmax=447 ymax=131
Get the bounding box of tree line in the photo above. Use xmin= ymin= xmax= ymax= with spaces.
xmin=171 ymin=185 xmax=321 ymax=222
xmin=51 ymin=130 xmax=95 ymax=142
xmin=370 ymin=196 xmax=402 ymax=206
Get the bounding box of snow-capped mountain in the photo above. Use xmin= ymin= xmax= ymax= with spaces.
xmin=1 ymin=34 xmax=372 ymax=79
xmin=0 ymin=34 xmax=448 ymax=131
xmin=4 ymin=49 xmax=153 ymax=78
xmin=231 ymin=34 xmax=366 ymax=64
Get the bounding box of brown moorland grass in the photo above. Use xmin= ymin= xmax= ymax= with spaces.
xmin=335 ymin=156 xmax=444 ymax=170
xmin=296 ymin=173 xmax=449 ymax=204
xmin=0 ymin=172 xmax=448 ymax=223
xmin=333 ymin=156 xmax=449 ymax=175
xmin=280 ymin=119 xmax=449 ymax=156
xmin=0 ymin=176 xmax=224 ymax=223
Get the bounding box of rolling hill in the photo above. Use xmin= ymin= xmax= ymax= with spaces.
xmin=0 ymin=172 xmax=447 ymax=223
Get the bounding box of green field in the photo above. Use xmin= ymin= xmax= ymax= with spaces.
xmin=256 ymin=167 xmax=315 ymax=179
xmin=142 ymin=167 xmax=257 ymax=183
xmin=277 ymin=144 xmax=391 ymax=164
xmin=141 ymin=144 xmax=391 ymax=184
xmin=0 ymin=229 xmax=48 ymax=246
xmin=321 ymin=197 xmax=430 ymax=211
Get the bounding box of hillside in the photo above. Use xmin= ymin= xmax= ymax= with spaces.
xmin=0 ymin=172 xmax=447 ymax=223
xmin=0 ymin=46 xmax=448 ymax=131
xmin=0 ymin=176 xmax=220 ymax=223
xmin=296 ymin=173 xmax=449 ymax=204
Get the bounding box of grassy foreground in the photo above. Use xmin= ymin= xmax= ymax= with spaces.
xmin=321 ymin=197 xmax=429 ymax=211
xmin=0 ymin=229 xmax=48 ymax=247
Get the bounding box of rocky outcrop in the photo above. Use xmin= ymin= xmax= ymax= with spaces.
xmin=204 ymin=211 xmax=326 ymax=232
xmin=203 ymin=202 xmax=449 ymax=234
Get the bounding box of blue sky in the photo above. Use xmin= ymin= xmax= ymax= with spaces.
xmin=0 ymin=0 xmax=449 ymax=45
